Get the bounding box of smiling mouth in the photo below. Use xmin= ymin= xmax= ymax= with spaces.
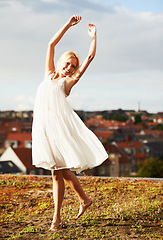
xmin=64 ymin=69 xmax=70 ymax=75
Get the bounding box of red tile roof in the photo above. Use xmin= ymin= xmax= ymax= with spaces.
xmin=0 ymin=130 xmax=6 ymax=134
xmin=14 ymin=148 xmax=36 ymax=170
xmin=6 ymin=132 xmax=32 ymax=140
xmin=4 ymin=121 xmax=23 ymax=132
xmin=85 ymin=117 xmax=105 ymax=128
xmin=103 ymin=143 xmax=131 ymax=164
xmin=116 ymin=141 xmax=144 ymax=149
xmin=5 ymin=132 xmax=32 ymax=148
xmin=140 ymin=130 xmax=163 ymax=137
xmin=146 ymin=122 xmax=158 ymax=127
xmin=85 ymin=117 xmax=144 ymax=132
xmin=114 ymin=141 xmax=148 ymax=162
xmin=131 ymin=152 xmax=148 ymax=161
xmin=93 ymin=130 xmax=113 ymax=141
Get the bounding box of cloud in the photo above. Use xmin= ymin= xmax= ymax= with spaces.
xmin=3 ymin=94 xmax=35 ymax=111
xmin=15 ymin=0 xmax=115 ymax=13
xmin=1 ymin=0 xmax=162 ymax=82
xmin=70 ymin=70 xmax=163 ymax=113
xmin=0 ymin=0 xmax=163 ymax=112
xmin=96 ymin=10 xmax=163 ymax=74
xmin=67 ymin=92 xmax=113 ymax=111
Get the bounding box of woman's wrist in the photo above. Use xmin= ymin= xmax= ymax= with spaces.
xmin=66 ymin=21 xmax=72 ymax=28
xmin=91 ymin=34 xmax=96 ymax=40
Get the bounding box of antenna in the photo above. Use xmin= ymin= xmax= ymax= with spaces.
xmin=138 ymin=101 xmax=140 ymax=112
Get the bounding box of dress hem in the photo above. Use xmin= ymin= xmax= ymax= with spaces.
xmin=33 ymin=154 xmax=108 ymax=174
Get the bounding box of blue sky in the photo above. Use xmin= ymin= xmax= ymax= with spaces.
xmin=0 ymin=0 xmax=163 ymax=113
xmin=102 ymin=0 xmax=163 ymax=13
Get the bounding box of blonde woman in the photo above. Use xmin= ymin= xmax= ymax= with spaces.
xmin=32 ymin=15 xmax=108 ymax=231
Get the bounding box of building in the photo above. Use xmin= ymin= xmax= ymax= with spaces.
xmin=84 ymin=143 xmax=131 ymax=177
xmin=104 ymin=143 xmax=131 ymax=177
xmin=93 ymin=130 xmax=113 ymax=143
xmin=0 ymin=146 xmax=50 ymax=175
xmin=4 ymin=132 xmax=32 ymax=149
xmin=114 ymin=139 xmax=149 ymax=172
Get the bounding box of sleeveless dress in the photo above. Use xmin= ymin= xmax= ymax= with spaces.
xmin=32 ymin=74 xmax=108 ymax=174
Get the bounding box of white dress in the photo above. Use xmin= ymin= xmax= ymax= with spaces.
xmin=32 ymin=74 xmax=108 ymax=174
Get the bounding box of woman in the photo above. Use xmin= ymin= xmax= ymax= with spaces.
xmin=32 ymin=15 xmax=108 ymax=231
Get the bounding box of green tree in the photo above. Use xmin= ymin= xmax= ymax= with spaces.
xmin=137 ymin=157 xmax=163 ymax=178
xmin=152 ymin=124 xmax=163 ymax=131
xmin=103 ymin=114 xmax=128 ymax=122
xmin=134 ymin=114 xmax=142 ymax=124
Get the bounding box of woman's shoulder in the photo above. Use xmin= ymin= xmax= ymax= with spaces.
xmin=44 ymin=72 xmax=55 ymax=81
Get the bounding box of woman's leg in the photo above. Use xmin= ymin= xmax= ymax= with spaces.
xmin=62 ymin=169 xmax=92 ymax=219
xmin=50 ymin=169 xmax=65 ymax=230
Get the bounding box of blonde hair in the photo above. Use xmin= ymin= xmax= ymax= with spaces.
xmin=57 ymin=51 xmax=80 ymax=73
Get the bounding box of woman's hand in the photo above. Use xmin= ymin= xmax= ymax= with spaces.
xmin=88 ymin=24 xmax=96 ymax=38
xmin=69 ymin=15 xmax=82 ymax=26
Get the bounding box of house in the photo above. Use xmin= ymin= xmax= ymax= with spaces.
xmin=102 ymin=120 xmax=127 ymax=130
xmin=93 ymin=130 xmax=113 ymax=142
xmin=153 ymin=117 xmax=163 ymax=124
xmin=0 ymin=146 xmax=50 ymax=175
xmin=0 ymin=160 xmax=22 ymax=174
xmin=144 ymin=141 xmax=163 ymax=159
xmin=145 ymin=122 xmax=158 ymax=128
xmin=114 ymin=139 xmax=149 ymax=172
xmin=0 ymin=130 xmax=6 ymax=149
xmin=104 ymin=143 xmax=132 ymax=177
xmin=85 ymin=116 xmax=105 ymax=130
xmin=85 ymin=116 xmax=128 ymax=131
xmin=137 ymin=130 xmax=163 ymax=145
xmin=83 ymin=143 xmax=131 ymax=177
xmin=139 ymin=130 xmax=163 ymax=139
xmin=4 ymin=121 xmax=24 ymax=133
xmin=3 ymin=120 xmax=32 ymax=133
xmin=85 ymin=117 xmax=144 ymax=137
xmin=4 ymin=132 xmax=32 ymax=149
xmin=0 ymin=117 xmax=32 ymax=148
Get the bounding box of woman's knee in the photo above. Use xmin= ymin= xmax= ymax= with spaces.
xmin=62 ymin=169 xmax=73 ymax=180
xmin=51 ymin=170 xmax=63 ymax=181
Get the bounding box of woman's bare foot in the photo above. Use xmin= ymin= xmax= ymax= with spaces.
xmin=49 ymin=218 xmax=61 ymax=231
xmin=76 ymin=199 xmax=92 ymax=219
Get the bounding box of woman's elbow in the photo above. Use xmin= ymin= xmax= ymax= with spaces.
xmin=88 ymin=54 xmax=95 ymax=62
xmin=48 ymin=40 xmax=56 ymax=48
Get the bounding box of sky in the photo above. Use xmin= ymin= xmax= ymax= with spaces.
xmin=0 ymin=0 xmax=163 ymax=113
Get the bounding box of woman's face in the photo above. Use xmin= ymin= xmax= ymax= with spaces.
xmin=59 ymin=57 xmax=78 ymax=77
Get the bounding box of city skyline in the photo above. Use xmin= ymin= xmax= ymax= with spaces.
xmin=0 ymin=0 xmax=163 ymax=113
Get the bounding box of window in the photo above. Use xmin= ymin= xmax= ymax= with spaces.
xmin=125 ymin=148 xmax=131 ymax=154
xmin=125 ymin=163 xmax=129 ymax=171
xmin=8 ymin=162 xmax=14 ymax=167
xmin=25 ymin=141 xmax=32 ymax=149
xmin=131 ymin=149 xmax=136 ymax=155
xmin=140 ymin=148 xmax=144 ymax=154
xmin=29 ymin=170 xmax=36 ymax=175
xmin=99 ymin=166 xmax=106 ymax=175
xmin=5 ymin=141 xmax=18 ymax=148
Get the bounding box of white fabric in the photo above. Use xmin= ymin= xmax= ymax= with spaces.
xmin=32 ymin=74 xmax=108 ymax=173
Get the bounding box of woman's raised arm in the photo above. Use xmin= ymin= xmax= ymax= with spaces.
xmin=44 ymin=15 xmax=81 ymax=77
xmin=72 ymin=24 xmax=96 ymax=81
xmin=64 ymin=24 xmax=96 ymax=95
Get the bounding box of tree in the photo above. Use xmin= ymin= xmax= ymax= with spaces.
xmin=134 ymin=114 xmax=142 ymax=124
xmin=152 ymin=124 xmax=163 ymax=131
xmin=103 ymin=114 xmax=128 ymax=122
xmin=137 ymin=157 xmax=163 ymax=178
